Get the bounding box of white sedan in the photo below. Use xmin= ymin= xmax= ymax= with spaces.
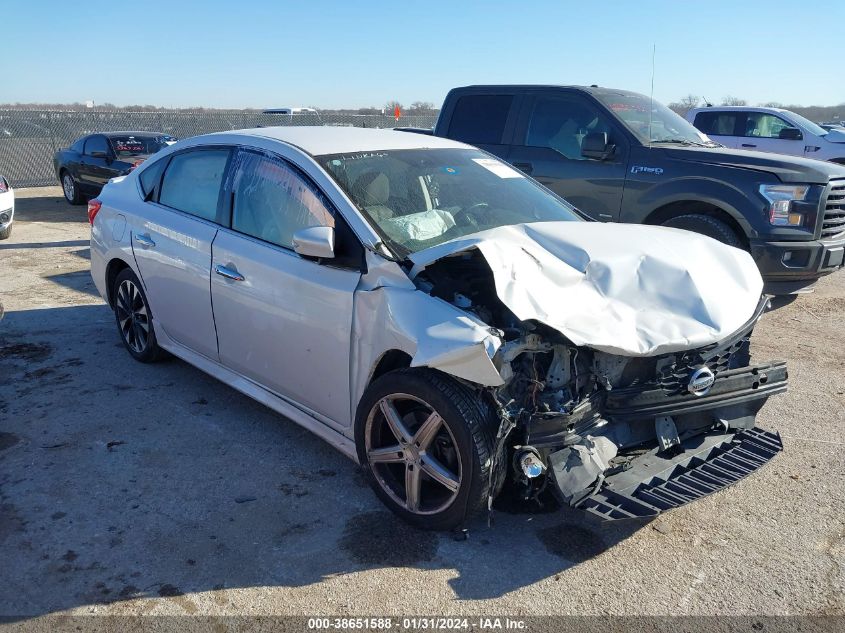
xmin=0 ymin=175 xmax=13 ymax=240
xmin=89 ymin=127 xmax=787 ymax=530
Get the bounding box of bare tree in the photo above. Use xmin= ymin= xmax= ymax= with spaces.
xmin=721 ymin=96 xmax=747 ymax=106
xmin=409 ymin=101 xmax=435 ymax=114
xmin=385 ymin=100 xmax=404 ymax=114
xmin=680 ymin=95 xmax=700 ymax=110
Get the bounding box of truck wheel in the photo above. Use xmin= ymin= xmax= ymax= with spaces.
xmin=662 ymin=214 xmax=743 ymax=249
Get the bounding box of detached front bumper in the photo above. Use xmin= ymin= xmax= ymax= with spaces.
xmin=547 ymin=360 xmax=788 ymax=520
xmin=575 ymin=427 xmax=783 ymax=520
xmin=751 ymin=233 xmax=845 ymax=295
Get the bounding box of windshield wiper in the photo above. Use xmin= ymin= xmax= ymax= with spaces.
xmin=652 ymin=138 xmax=718 ymax=148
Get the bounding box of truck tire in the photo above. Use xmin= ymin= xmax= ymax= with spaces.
xmin=662 ymin=214 xmax=743 ymax=249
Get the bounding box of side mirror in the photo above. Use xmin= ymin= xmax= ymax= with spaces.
xmin=581 ymin=132 xmax=615 ymax=160
xmin=292 ymin=226 xmax=335 ymax=259
xmin=778 ymin=127 xmax=803 ymax=141
xmin=90 ymin=150 xmax=111 ymax=159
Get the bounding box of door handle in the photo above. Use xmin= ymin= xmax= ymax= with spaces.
xmin=741 ymin=143 xmax=757 ymax=148
xmin=135 ymin=233 xmax=155 ymax=248
xmin=512 ymin=161 xmax=533 ymax=174
xmin=215 ymin=264 xmax=245 ymax=282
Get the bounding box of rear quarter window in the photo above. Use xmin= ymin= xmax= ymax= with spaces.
xmin=447 ymin=94 xmax=513 ymax=145
xmin=139 ymin=157 xmax=168 ymax=200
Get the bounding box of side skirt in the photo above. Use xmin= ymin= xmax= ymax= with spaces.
xmin=155 ymin=322 xmax=359 ymax=463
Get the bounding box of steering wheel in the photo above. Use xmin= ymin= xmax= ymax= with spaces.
xmin=452 ymin=202 xmax=489 ymax=228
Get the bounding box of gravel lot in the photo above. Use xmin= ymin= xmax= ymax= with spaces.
xmin=1 ymin=187 xmax=843 ymax=621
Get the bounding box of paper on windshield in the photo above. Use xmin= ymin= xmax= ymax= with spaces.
xmin=472 ymin=158 xmax=523 ymax=179
xmin=408 ymin=221 xmax=764 ymax=357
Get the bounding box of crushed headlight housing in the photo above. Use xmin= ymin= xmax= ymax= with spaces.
xmin=759 ymin=184 xmax=810 ymax=226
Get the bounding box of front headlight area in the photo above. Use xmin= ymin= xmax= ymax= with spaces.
xmin=759 ymin=183 xmax=815 ymax=228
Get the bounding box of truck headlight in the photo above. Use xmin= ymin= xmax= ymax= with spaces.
xmin=759 ymin=184 xmax=810 ymax=226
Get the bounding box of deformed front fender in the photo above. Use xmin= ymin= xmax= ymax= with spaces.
xmin=350 ymin=283 xmax=503 ymax=421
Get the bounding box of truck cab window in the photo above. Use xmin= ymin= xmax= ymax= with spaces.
xmin=447 ymin=95 xmax=513 ymax=145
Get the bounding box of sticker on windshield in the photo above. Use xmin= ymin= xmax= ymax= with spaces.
xmin=472 ymin=158 xmax=523 ymax=179
xmin=442 ymin=166 xmax=459 ymax=174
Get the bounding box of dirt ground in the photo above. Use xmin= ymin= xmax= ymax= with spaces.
xmin=0 ymin=187 xmax=843 ymax=621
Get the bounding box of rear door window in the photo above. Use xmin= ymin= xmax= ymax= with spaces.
xmin=447 ymin=95 xmax=513 ymax=145
xmin=158 ymin=149 xmax=230 ymax=222
xmin=694 ymin=111 xmax=739 ymax=136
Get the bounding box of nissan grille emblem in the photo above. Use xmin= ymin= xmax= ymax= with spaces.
xmin=688 ymin=366 xmax=716 ymax=396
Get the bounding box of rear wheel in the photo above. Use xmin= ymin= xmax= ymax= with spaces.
xmin=355 ymin=368 xmax=500 ymax=530
xmin=662 ymin=213 xmax=743 ymax=249
xmin=112 ymin=268 xmax=165 ymax=363
xmin=61 ymin=171 xmax=83 ymax=205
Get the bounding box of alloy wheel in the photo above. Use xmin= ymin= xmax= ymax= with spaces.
xmin=365 ymin=393 xmax=462 ymax=515
xmin=115 ymin=279 xmax=150 ymax=354
xmin=62 ymin=174 xmax=75 ymax=202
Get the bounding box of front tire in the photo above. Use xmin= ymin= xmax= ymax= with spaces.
xmin=0 ymin=224 xmax=11 ymax=240
xmin=355 ymin=368 xmax=500 ymax=530
xmin=662 ymin=213 xmax=743 ymax=249
xmin=112 ymin=268 xmax=165 ymax=363
xmin=61 ymin=171 xmax=83 ymax=205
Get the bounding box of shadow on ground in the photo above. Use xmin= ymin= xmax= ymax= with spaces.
xmin=0 ymin=305 xmax=642 ymax=619
xmin=13 ymin=193 xmax=87 ymax=224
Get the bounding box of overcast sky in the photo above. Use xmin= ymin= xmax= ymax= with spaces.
xmin=6 ymin=0 xmax=844 ymax=109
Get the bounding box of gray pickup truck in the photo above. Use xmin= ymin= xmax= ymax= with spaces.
xmin=419 ymin=85 xmax=845 ymax=295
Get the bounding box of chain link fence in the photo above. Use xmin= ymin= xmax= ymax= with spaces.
xmin=0 ymin=110 xmax=439 ymax=188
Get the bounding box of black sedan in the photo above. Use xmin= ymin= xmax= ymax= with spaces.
xmin=53 ymin=132 xmax=176 ymax=204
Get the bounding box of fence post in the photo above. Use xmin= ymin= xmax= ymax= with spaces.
xmin=47 ymin=111 xmax=57 ymax=157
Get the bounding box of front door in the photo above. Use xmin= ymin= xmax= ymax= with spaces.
xmin=80 ymin=135 xmax=114 ymax=192
xmin=210 ymin=149 xmax=361 ymax=426
xmin=131 ymin=147 xmax=232 ymax=360
xmin=507 ymin=94 xmax=628 ymax=221
xmin=737 ymin=112 xmax=803 ymax=156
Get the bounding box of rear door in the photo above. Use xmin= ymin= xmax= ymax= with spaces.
xmin=131 ymin=147 xmax=232 ymax=360
xmin=210 ymin=149 xmax=362 ymax=425
xmin=691 ymin=110 xmax=741 ymax=149
xmin=440 ymin=92 xmax=520 ymax=161
xmin=507 ymin=92 xmax=628 ymax=221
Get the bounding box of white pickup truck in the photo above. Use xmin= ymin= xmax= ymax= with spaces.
xmin=687 ymin=106 xmax=845 ymax=164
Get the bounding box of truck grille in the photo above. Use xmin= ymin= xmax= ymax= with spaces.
xmin=822 ymin=178 xmax=845 ymax=240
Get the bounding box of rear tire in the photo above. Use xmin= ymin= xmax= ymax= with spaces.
xmin=112 ymin=268 xmax=165 ymax=363
xmin=662 ymin=213 xmax=743 ymax=248
xmin=355 ymin=368 xmax=501 ymax=530
xmin=61 ymin=171 xmax=83 ymax=205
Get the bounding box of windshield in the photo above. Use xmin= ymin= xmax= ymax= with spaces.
xmin=594 ymin=92 xmax=716 ymax=146
xmin=318 ymin=148 xmax=582 ymax=256
xmin=108 ymin=135 xmax=173 ymax=157
xmin=784 ymin=111 xmax=829 ymax=137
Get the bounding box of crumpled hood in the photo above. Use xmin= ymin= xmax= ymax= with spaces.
xmin=409 ymin=222 xmax=764 ymax=357
xmin=661 ymin=146 xmax=845 ymax=184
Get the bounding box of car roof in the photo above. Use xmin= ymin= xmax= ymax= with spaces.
xmin=205 ymin=126 xmax=471 ymax=156
xmin=688 ymin=106 xmax=791 ymax=115
xmin=103 ymin=131 xmax=170 ymax=137
xmin=450 ymin=84 xmax=647 ymax=99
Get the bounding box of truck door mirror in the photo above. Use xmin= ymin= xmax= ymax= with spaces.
xmin=778 ymin=127 xmax=803 ymax=141
xmin=581 ymin=132 xmax=615 ymax=160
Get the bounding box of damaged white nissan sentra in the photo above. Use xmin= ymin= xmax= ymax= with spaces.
xmin=90 ymin=127 xmax=787 ymax=530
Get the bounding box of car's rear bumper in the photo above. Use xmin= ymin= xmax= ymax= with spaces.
xmin=752 ymin=234 xmax=845 ymax=294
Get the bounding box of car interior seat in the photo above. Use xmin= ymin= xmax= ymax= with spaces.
xmin=353 ymin=172 xmax=394 ymax=222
